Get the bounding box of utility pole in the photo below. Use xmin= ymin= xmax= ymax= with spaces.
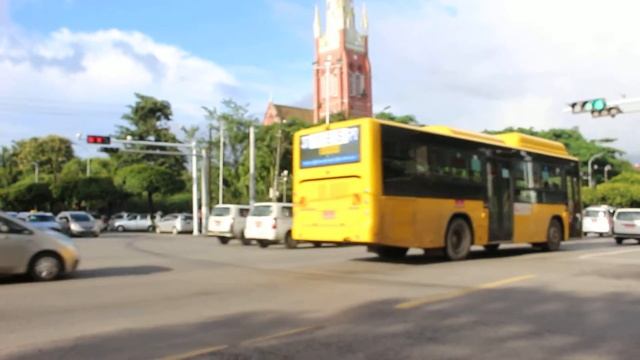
xmin=219 ymin=122 xmax=224 ymax=204
xmin=201 ymin=148 xmax=209 ymax=235
xmin=33 ymin=162 xmax=39 ymax=183
xmin=281 ymin=170 xmax=289 ymax=203
xmin=191 ymin=142 xmax=199 ymax=236
xmin=604 ymin=164 xmax=613 ymax=182
xmin=588 ymin=152 xmax=605 ymax=188
xmin=208 ymin=124 xmax=214 ymax=208
xmin=272 ymin=122 xmax=282 ymax=201
xmin=249 ymin=126 xmax=256 ymax=205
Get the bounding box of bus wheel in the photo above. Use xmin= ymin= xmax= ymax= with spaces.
xmin=484 ymin=244 xmax=500 ymax=252
xmin=542 ymin=219 xmax=562 ymax=252
xmin=375 ymin=245 xmax=408 ymax=259
xmin=445 ymin=218 xmax=472 ymax=261
xmin=284 ymin=232 xmax=298 ymax=249
xmin=312 ymin=242 xmax=322 ymax=248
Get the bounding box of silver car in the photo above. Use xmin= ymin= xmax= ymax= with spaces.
xmin=0 ymin=212 xmax=80 ymax=281
xmin=113 ymin=213 xmax=154 ymax=232
xmin=155 ymin=213 xmax=194 ymax=235
xmin=56 ymin=211 xmax=100 ymax=237
xmin=17 ymin=212 xmax=62 ymax=232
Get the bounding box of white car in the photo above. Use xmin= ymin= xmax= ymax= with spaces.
xmin=113 ymin=213 xmax=154 ymax=232
xmin=155 ymin=213 xmax=193 ymax=235
xmin=244 ymin=202 xmax=299 ymax=248
xmin=582 ymin=206 xmax=614 ymax=237
xmin=612 ymin=208 xmax=640 ymax=245
xmin=17 ymin=212 xmax=62 ymax=232
xmin=208 ymin=204 xmax=250 ymax=245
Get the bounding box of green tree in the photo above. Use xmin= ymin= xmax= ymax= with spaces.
xmin=54 ymin=176 xmax=121 ymax=211
xmin=0 ymin=181 xmax=53 ymax=210
xmin=375 ymin=111 xmax=420 ymax=125
xmin=116 ymin=164 xmax=185 ymax=214
xmin=11 ymin=135 xmax=74 ymax=183
xmin=114 ymin=93 xmax=185 ymax=173
xmin=60 ymin=158 xmax=117 ymax=180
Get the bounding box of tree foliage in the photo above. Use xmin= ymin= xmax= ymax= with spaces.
xmin=11 ymin=135 xmax=74 ymax=183
xmin=113 ymin=93 xmax=185 ymax=173
xmin=0 ymin=181 xmax=53 ymax=210
xmin=116 ymin=164 xmax=185 ymax=214
xmin=375 ymin=111 xmax=420 ymax=125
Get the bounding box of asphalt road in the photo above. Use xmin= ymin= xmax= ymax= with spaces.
xmin=2 ymin=233 xmax=640 ymax=359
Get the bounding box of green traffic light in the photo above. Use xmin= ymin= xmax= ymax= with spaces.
xmin=591 ymin=98 xmax=606 ymax=111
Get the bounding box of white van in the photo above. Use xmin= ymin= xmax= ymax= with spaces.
xmin=208 ymin=204 xmax=250 ymax=245
xmin=582 ymin=206 xmax=614 ymax=237
xmin=613 ymin=208 xmax=640 ymax=245
xmin=244 ymin=202 xmax=297 ymax=248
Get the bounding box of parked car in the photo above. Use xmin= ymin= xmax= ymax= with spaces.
xmin=244 ymin=202 xmax=301 ymax=248
xmin=4 ymin=211 xmax=18 ymax=218
xmin=208 ymin=204 xmax=250 ymax=245
xmin=612 ymin=208 xmax=640 ymax=245
xmin=155 ymin=213 xmax=193 ymax=235
xmin=56 ymin=211 xmax=100 ymax=237
xmin=17 ymin=212 xmax=62 ymax=232
xmin=0 ymin=212 xmax=80 ymax=281
xmin=113 ymin=213 xmax=154 ymax=232
xmin=582 ymin=206 xmax=614 ymax=237
xmin=107 ymin=212 xmax=129 ymax=231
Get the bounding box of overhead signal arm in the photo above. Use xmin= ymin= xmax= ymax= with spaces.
xmin=566 ymin=96 xmax=640 ymax=118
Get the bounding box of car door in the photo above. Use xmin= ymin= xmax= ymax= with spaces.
xmin=0 ymin=217 xmax=34 ymax=273
xmin=278 ymin=206 xmax=293 ymax=240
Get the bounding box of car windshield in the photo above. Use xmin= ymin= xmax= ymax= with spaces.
xmin=212 ymin=207 xmax=231 ymax=216
xmin=616 ymin=212 xmax=640 ymax=221
xmin=27 ymin=214 xmax=56 ymax=222
xmin=585 ymin=210 xmax=606 ymax=218
xmin=70 ymin=213 xmax=92 ymax=222
xmin=250 ymin=205 xmax=273 ymax=216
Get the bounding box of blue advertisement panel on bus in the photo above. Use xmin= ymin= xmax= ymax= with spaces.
xmin=300 ymin=126 xmax=360 ymax=168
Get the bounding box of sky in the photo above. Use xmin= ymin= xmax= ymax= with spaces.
xmin=2 ymin=0 xmax=640 ymax=162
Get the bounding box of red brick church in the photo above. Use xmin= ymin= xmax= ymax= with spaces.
xmin=263 ymin=0 xmax=372 ymax=125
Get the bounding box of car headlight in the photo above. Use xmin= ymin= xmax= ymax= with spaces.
xmin=71 ymin=223 xmax=83 ymax=231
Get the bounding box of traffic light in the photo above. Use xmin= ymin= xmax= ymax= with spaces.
xmin=569 ymin=98 xmax=622 ymax=118
xmin=99 ymin=147 xmax=120 ymax=154
xmin=87 ymin=135 xmax=111 ymax=145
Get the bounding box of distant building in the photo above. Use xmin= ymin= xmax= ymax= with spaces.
xmin=262 ymin=102 xmax=314 ymax=125
xmin=313 ymin=0 xmax=372 ymax=123
xmin=262 ymin=0 xmax=373 ymax=125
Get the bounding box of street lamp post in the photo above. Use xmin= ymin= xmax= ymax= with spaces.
xmin=588 ymin=152 xmax=605 ymax=188
xmin=33 ymin=162 xmax=39 ymax=183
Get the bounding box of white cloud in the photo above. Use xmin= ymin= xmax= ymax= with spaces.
xmin=0 ymin=27 xmax=241 ymax=153
xmin=368 ymin=0 xmax=640 ymax=161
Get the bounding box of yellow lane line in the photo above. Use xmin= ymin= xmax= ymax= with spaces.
xmin=579 ymin=248 xmax=640 ymax=260
xmin=241 ymin=326 xmax=319 ymax=346
xmin=161 ymin=326 xmax=318 ymax=360
xmin=161 ymin=345 xmax=229 ymax=360
xmin=395 ymin=274 xmax=536 ymax=310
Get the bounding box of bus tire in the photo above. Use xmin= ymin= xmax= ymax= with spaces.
xmin=375 ymin=245 xmax=408 ymax=259
xmin=284 ymin=232 xmax=298 ymax=249
xmin=445 ymin=218 xmax=472 ymax=261
xmin=542 ymin=219 xmax=562 ymax=252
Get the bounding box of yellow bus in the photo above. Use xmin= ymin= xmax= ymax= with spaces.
xmin=292 ymin=118 xmax=582 ymax=260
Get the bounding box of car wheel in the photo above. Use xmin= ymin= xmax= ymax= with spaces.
xmin=93 ymin=232 xmax=100 ymax=238
xmin=29 ymin=254 xmax=62 ymax=282
xmin=375 ymin=245 xmax=409 ymax=259
xmin=445 ymin=218 xmax=472 ymax=260
xmin=284 ymin=232 xmax=298 ymax=249
xmin=241 ymin=237 xmax=252 ymax=246
xmin=484 ymin=244 xmax=500 ymax=252
xmin=172 ymin=227 xmax=178 ymax=235
xmin=541 ymin=219 xmax=562 ymax=252
xmin=257 ymin=240 xmax=270 ymax=248
xmin=147 ymin=225 xmax=155 ymax=232
xmin=615 ymin=237 xmax=624 ymax=245
xmin=116 ymin=225 xmax=125 ymax=232
xmin=218 ymin=237 xmax=230 ymax=245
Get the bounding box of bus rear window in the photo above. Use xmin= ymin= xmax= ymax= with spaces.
xmin=300 ymin=126 xmax=360 ymax=168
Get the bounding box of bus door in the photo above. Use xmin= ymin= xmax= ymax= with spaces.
xmin=487 ymin=159 xmax=514 ymax=241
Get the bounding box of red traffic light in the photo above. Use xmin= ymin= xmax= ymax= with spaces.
xmin=87 ymin=135 xmax=111 ymax=145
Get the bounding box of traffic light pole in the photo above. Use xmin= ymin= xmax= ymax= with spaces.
xmin=191 ymin=143 xmax=199 ymax=236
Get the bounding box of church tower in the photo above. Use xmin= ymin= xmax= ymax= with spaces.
xmin=313 ymin=0 xmax=372 ymax=123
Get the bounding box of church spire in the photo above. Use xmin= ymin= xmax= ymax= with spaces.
xmin=361 ymin=3 xmax=368 ymax=35
xmin=313 ymin=5 xmax=321 ymax=38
